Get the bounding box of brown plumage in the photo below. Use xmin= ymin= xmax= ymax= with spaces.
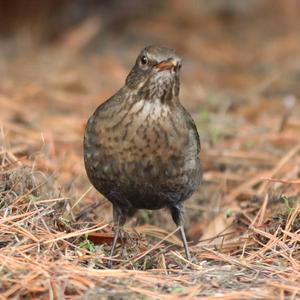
xmin=84 ymin=46 xmax=202 ymax=261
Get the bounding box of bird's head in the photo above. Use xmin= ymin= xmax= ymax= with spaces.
xmin=125 ymin=46 xmax=182 ymax=102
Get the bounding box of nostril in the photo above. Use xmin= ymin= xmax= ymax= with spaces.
xmin=175 ymin=62 xmax=182 ymax=71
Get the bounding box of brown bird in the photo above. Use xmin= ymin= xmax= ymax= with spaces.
xmin=84 ymin=46 xmax=202 ymax=261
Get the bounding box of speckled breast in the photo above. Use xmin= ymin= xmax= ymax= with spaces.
xmin=84 ymin=97 xmax=201 ymax=209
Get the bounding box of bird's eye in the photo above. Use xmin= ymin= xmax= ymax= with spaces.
xmin=140 ymin=55 xmax=148 ymax=65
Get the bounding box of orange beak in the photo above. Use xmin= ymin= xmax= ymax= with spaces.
xmin=155 ymin=59 xmax=177 ymax=71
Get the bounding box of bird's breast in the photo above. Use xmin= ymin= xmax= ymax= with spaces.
xmin=84 ymin=97 xmax=199 ymax=196
xmin=110 ymin=99 xmax=186 ymax=161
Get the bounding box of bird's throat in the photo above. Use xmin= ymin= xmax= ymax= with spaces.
xmin=136 ymin=71 xmax=178 ymax=104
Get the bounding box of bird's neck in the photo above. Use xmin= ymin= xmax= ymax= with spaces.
xmin=129 ymin=82 xmax=179 ymax=106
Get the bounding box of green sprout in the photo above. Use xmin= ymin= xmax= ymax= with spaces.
xmin=80 ymin=234 xmax=96 ymax=252
xmin=141 ymin=210 xmax=153 ymax=224
xmin=26 ymin=194 xmax=40 ymax=203
xmin=224 ymin=207 xmax=233 ymax=218
xmin=244 ymin=140 xmax=255 ymax=150
xmin=280 ymin=195 xmax=293 ymax=213
xmin=172 ymin=287 xmax=185 ymax=293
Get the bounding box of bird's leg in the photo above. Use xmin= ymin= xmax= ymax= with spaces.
xmin=110 ymin=217 xmax=120 ymax=259
xmin=178 ymin=225 xmax=191 ymax=261
xmin=170 ymin=204 xmax=192 ymax=261
xmin=109 ymin=205 xmax=125 ymax=266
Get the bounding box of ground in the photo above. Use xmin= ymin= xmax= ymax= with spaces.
xmin=0 ymin=1 xmax=300 ymax=299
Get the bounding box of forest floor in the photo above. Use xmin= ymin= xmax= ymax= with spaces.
xmin=0 ymin=5 xmax=300 ymax=299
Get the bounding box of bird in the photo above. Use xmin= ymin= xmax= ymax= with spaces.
xmin=83 ymin=46 xmax=202 ymax=261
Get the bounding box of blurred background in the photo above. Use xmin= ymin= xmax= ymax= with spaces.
xmin=1 ymin=0 xmax=300 ymax=240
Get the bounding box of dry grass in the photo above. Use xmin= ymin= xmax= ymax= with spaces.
xmin=1 ymin=2 xmax=300 ymax=299
xmin=1 ymin=149 xmax=299 ymax=299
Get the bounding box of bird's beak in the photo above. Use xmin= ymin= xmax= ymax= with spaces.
xmin=155 ymin=59 xmax=177 ymax=71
